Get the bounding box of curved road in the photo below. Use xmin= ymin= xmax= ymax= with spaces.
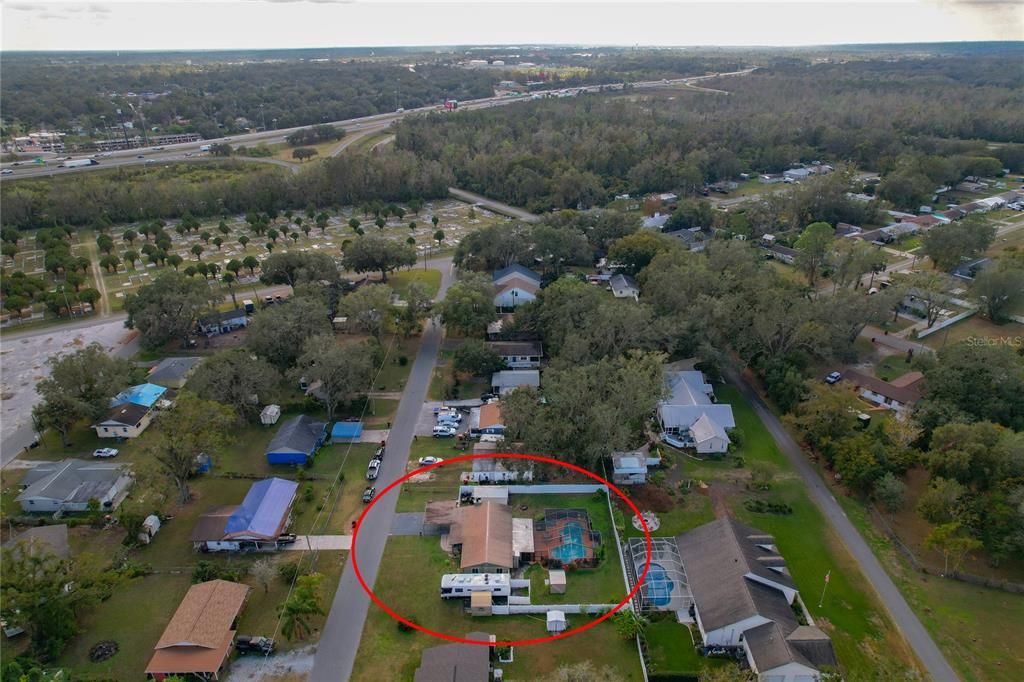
xmin=723 ymin=366 xmax=957 ymax=681
xmin=309 ymin=256 xmax=455 ymax=682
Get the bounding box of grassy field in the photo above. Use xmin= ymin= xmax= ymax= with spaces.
xmin=919 ymin=315 xmax=1024 ymax=350
xmin=644 ymin=620 xmax=733 ymax=676
xmin=874 ymin=354 xmax=916 ymax=381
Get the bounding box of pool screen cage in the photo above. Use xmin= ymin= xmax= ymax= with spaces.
xmin=533 ymin=508 xmax=602 ymax=568
xmin=627 ymin=537 xmax=692 ymax=612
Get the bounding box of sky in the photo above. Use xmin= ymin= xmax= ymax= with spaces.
xmin=2 ymin=0 xmax=1022 ymax=52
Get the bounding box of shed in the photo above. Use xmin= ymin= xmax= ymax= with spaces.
xmin=331 ymin=421 xmax=365 ymax=443
xmin=546 ymin=610 xmax=567 ymax=633
xmin=260 ymin=404 xmax=281 ymax=426
xmin=469 ymin=591 xmax=493 ymax=616
xmin=139 ymin=514 xmax=162 ymax=545
xmin=548 ymin=569 xmax=566 ymax=594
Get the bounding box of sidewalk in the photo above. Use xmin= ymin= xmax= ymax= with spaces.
xmin=282 ymin=535 xmax=352 ymax=551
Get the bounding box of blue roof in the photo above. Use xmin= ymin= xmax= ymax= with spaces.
xmin=112 ymin=383 xmax=167 ymax=408
xmin=331 ymin=421 xmax=364 ymax=438
xmin=493 ymin=264 xmax=541 ymax=284
xmin=224 ymin=478 xmax=298 ymax=539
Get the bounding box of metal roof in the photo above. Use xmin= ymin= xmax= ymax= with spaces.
xmin=223 ymin=478 xmax=298 ymax=540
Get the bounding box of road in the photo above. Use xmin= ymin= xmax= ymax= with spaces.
xmin=448 ymin=187 xmax=542 ymax=222
xmin=723 ymin=366 xmax=958 ymax=682
xmin=309 ymin=256 xmax=455 ymax=682
xmin=1 ymin=69 xmax=756 ymax=181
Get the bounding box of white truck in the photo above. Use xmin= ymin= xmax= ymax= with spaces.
xmin=59 ymin=159 xmax=99 ymax=168
xmin=199 ymin=144 xmax=212 ymax=152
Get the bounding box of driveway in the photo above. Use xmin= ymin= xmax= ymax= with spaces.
xmin=390 ymin=512 xmax=424 ymax=536
xmin=723 ymin=366 xmax=958 ymax=681
xmin=309 ymin=256 xmax=454 ymax=682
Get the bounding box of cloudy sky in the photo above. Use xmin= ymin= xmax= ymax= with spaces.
xmin=3 ymin=1 xmax=1021 ymax=52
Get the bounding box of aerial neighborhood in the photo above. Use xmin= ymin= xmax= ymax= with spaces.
xmin=1 ymin=29 xmax=1023 ymax=682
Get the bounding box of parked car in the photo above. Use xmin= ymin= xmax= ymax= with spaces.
xmin=479 ymin=393 xmax=496 ymax=402
xmin=432 ymin=425 xmax=457 ymax=438
xmin=437 ymin=416 xmax=461 ymax=428
xmin=436 ymin=410 xmax=462 ymax=424
xmin=362 ymin=486 xmax=376 ymax=503
xmin=92 ymin=448 xmax=119 ymax=458
xmin=373 ymin=446 xmax=385 ymax=461
xmin=276 ymin=534 xmax=297 ymax=545
xmin=235 ymin=636 xmax=275 ymax=655
xmin=825 ymin=371 xmax=842 ymax=385
xmin=418 ymin=456 xmax=444 ymax=466
xmin=366 ymin=459 xmax=381 ymax=480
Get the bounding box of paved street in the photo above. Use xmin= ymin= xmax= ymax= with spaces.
xmin=309 ymin=257 xmax=454 ymax=682
xmin=723 ymin=366 xmax=958 ymax=681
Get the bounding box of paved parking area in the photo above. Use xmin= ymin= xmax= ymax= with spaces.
xmin=390 ymin=512 xmax=425 ymax=536
xmin=415 ymin=401 xmax=445 ymax=435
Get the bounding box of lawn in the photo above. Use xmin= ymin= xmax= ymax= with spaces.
xmin=874 ymin=354 xmax=916 ymax=381
xmin=644 ymin=620 xmax=732 ymax=676
xmin=393 ymin=439 xmax=470 ymax=513
xmin=350 ymin=536 xmax=644 ymax=682
xmin=919 ymin=316 xmax=1024 ymax=350
xmin=388 ymin=268 xmax=442 ymax=299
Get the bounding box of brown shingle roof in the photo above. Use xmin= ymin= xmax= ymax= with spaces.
xmin=459 ymin=502 xmax=513 ymax=570
xmin=842 ymin=369 xmax=923 ymax=405
xmin=478 ymin=403 xmax=503 ymax=429
xmin=191 ymin=506 xmax=235 ymax=542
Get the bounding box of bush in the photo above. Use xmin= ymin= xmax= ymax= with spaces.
xmin=398 ymin=355 xmax=409 ymax=366
xmin=192 ymin=560 xmax=241 ymax=583
xmin=397 ymin=616 xmax=418 ymax=633
xmin=277 ymin=560 xmax=302 ymax=583
xmin=743 ymin=499 xmax=793 ymax=515
xmin=304 ymin=484 xmax=315 ymax=503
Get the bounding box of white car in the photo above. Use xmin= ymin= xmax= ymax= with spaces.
xmin=0 ymin=169 xmax=12 ymax=176
xmin=436 ymin=410 xmax=462 ymax=424
xmin=432 ymin=425 xmax=457 ymax=438
xmin=366 ymin=459 xmax=381 ymax=480
xmin=92 ymin=448 xmax=119 ymax=458
xmin=418 ymin=456 xmax=444 ymax=466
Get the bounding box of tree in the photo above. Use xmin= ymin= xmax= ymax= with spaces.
xmin=438 ymin=273 xmax=497 ymax=336
xmin=259 ymin=251 xmax=339 ymax=289
xmin=394 ymin=280 xmax=433 ymax=337
xmin=925 ymin=521 xmax=983 ymax=576
xmin=238 ymin=234 xmax=250 ymax=248
xmin=922 ymin=216 xmax=997 ymax=271
xmin=78 ymin=287 xmax=100 ymax=307
xmin=212 ymin=236 xmax=223 ymax=250
xmin=124 ymin=271 xmax=223 ymax=350
xmin=122 ymin=229 xmax=137 ymax=245
xmin=243 ymin=255 xmax=260 ymax=275
xmin=833 ymin=433 xmax=883 ymax=492
xmin=433 ymin=229 xmax=445 ymax=247
xmin=453 ymin=339 xmax=506 ymax=376
xmin=247 ymin=297 xmax=332 ymax=369
xmin=267 ymin=228 xmax=279 ymax=244
xmin=916 ymin=477 xmax=966 ymax=525
xmin=787 ymin=382 xmax=862 ymax=463
xmin=794 ymin=221 xmax=834 ymax=287
xmin=226 ymin=258 xmax=242 ymax=275
xmin=292 ymin=147 xmax=318 ymax=161
xmin=190 ymin=243 xmax=203 ymax=260
xmin=164 ymin=253 xmax=181 ymax=271
xmin=148 ymin=392 xmax=235 ymax=503
xmin=340 ymin=284 xmax=394 ymax=340
xmin=607 ymin=231 xmax=681 ymax=275
xmin=189 ymin=348 xmax=282 ymax=420
xmin=348 ymin=217 xmax=361 ymax=232
xmin=342 ymin=234 xmax=416 ymax=282
xmin=612 ymin=609 xmax=647 ymax=639
xmin=925 ymin=421 xmax=1005 ymax=488
xmin=748 ymin=461 xmax=775 ymax=490
xmin=829 ymin=239 xmax=882 ymax=291
xmin=249 ymin=559 xmax=276 ymax=594
xmin=218 ymin=220 xmax=231 ymax=235
xmin=873 ymin=472 xmax=907 ymax=513
xmin=279 ymin=573 xmax=326 ymax=641
xmin=265 ymin=242 xmax=275 ymax=254
xmin=529 ymin=224 xmax=592 ymax=275
xmin=972 ymin=261 xmax=1024 ymax=323
xmin=221 ymin=272 xmax=238 ymax=308
xmin=906 ymin=271 xmax=948 ymax=328
xmin=917 ymin=342 xmax=1024 ymax=432
xmin=375 ymin=216 xmax=386 ymax=230
xmin=295 ymin=335 xmax=375 ymax=420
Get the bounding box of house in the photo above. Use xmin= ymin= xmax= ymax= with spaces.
xmin=413 ymin=632 xmax=492 ymax=682
xmin=658 ymin=370 xmax=736 ymax=454
xmin=469 ymin=402 xmax=506 ymax=437
xmin=147 ymin=357 xmax=202 ymax=389
xmin=191 ymin=478 xmax=298 ymax=552
xmin=951 ymin=256 xmax=992 ymax=281
xmin=265 ymin=415 xmax=327 ymax=465
xmin=487 ymin=341 xmax=542 ymax=369
xmin=610 ymin=273 xmax=640 ymax=301
xmin=643 ymin=212 xmax=671 ymax=230
xmin=663 ymin=228 xmax=706 ymax=252
xmin=330 ymin=420 xmax=364 ymax=443
xmin=783 ymin=168 xmax=811 ymax=182
xmin=112 ymin=382 xmax=167 ymax=409
xmin=676 ymin=518 xmax=836 ymax=682
xmin=451 ymin=501 xmax=515 ymax=573
xmin=16 ymin=459 xmax=133 ymax=513
xmin=144 ymin=580 xmax=250 ymax=681
xmin=763 ymin=244 xmax=797 ymax=265
xmin=834 ymin=222 xmax=862 ymax=238
xmin=3 ymin=524 xmax=70 ymax=559
xmin=759 ymin=174 xmax=784 ymax=184
xmin=198 ymin=308 xmax=248 ymax=336
xmin=490 ymin=369 xmax=540 ymax=396
xmin=95 ymin=402 xmax=156 ymax=439
xmin=493 ymin=265 xmax=541 ymax=309
xmin=611 ymin=449 xmax=663 ymax=485
xmin=840 ymin=369 xmax=923 ymax=415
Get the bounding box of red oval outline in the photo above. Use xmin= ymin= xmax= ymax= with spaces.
xmin=351 ymin=452 xmax=651 ymax=647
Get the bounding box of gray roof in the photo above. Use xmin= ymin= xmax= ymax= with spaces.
xmin=265 ymin=415 xmax=326 ymax=455
xmin=491 ymin=370 xmax=540 ymax=389
xmin=3 ymin=524 xmax=70 ymax=558
xmin=664 ymin=371 xmax=714 ymax=406
xmin=17 ymin=460 xmax=129 ymax=505
xmin=610 ymin=273 xmax=639 ymax=297
xmin=659 ymin=404 xmax=736 ymax=431
xmin=414 ymin=632 xmax=491 ymax=682
xmin=487 ymin=341 xmax=543 ymax=357
xmin=98 ymin=402 xmax=151 ymax=427
xmin=147 ymin=356 xmax=202 ymax=385
xmin=675 ymin=518 xmax=795 ymax=633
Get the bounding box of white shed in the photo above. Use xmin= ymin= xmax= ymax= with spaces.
xmin=138 ymin=514 xmax=162 ymax=544
xmin=548 ymin=569 xmax=566 ymax=595
xmin=260 ymin=404 xmax=281 ymax=426
xmin=546 ymin=610 xmax=567 ymax=633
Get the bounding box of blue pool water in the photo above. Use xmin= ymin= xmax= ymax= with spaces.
xmin=549 ymin=522 xmax=588 ymax=563
xmin=644 ymin=563 xmax=675 ymax=606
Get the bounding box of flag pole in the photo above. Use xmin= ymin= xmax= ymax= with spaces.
xmin=818 ymin=570 xmax=831 ymax=609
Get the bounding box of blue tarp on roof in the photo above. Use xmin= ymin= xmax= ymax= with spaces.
xmin=224 ymin=478 xmax=298 ymax=539
xmin=112 ymin=383 xmax=167 ymax=408
xmin=331 ymin=421 xmax=364 ymax=439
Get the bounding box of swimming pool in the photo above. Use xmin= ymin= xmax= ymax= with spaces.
xmin=549 ymin=521 xmax=588 ymax=564
xmin=644 ymin=563 xmax=675 ymax=607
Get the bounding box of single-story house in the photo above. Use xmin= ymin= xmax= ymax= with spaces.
xmin=494 ymin=277 xmax=539 ymax=309
xmin=658 ymin=192 xmax=679 ymax=204
xmin=413 ymin=632 xmax=493 ymax=682
xmin=491 ymin=369 xmax=540 ymax=396
xmin=663 ymin=228 xmax=706 ymax=252
xmin=265 ymin=415 xmax=327 ymax=465
xmin=3 ymin=524 xmax=70 ymax=559
xmin=763 ymin=244 xmax=797 ymax=265
xmin=198 ymin=309 xmax=248 ymax=336
xmin=493 ymin=264 xmax=541 ymax=288
xmin=643 ymin=212 xmax=671 ymax=230
xmin=676 ymin=518 xmax=836 ymax=682
xmin=840 ymin=369 xmax=924 ymax=415
xmin=611 ymin=448 xmax=663 ymax=485
xmin=783 ymin=168 xmax=811 ymax=182
xmin=95 ymin=402 xmax=156 ymax=439
xmin=834 ymin=222 xmax=862 ymax=238
xmin=147 ymin=357 xmax=202 ymax=389
xmin=112 ymin=382 xmax=167 ymax=409
xmin=951 ymin=256 xmax=992 ymax=281
xmin=16 ymin=459 xmax=133 ymax=513
xmin=192 ymin=477 xmax=298 ymax=552
xmin=658 ymin=370 xmax=735 ymax=454
xmin=469 ymin=402 xmax=505 ymax=437
xmin=330 ymin=420 xmax=364 ymax=443
xmin=145 ymin=579 xmax=250 ymax=680
xmin=451 ymin=501 xmax=516 ymax=573
xmin=610 ymin=273 xmax=640 ymax=301
xmin=486 ymin=341 xmax=542 ymax=369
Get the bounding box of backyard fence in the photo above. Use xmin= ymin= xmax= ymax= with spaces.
xmin=915 ymin=309 xmax=976 ymax=338
xmin=490 ymin=603 xmax=617 ymax=615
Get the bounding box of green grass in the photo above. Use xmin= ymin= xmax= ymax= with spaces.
xmin=371 ymin=335 xmax=422 ymax=393
xmin=643 ymin=620 xmax=734 ymax=675
xmin=919 ymin=316 xmax=1024 ymax=350
xmin=388 ymin=269 xmax=442 ymax=299
xmin=874 ymin=354 xmax=915 ymax=382
xmin=621 ymin=491 xmax=715 ymax=539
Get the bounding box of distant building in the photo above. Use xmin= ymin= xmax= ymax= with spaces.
xmin=486 ymin=341 xmax=542 ymax=369
xmin=609 ymin=273 xmax=640 ymax=300
xmin=492 ymin=264 xmax=541 ymax=309
xmin=265 ymin=415 xmax=327 ymax=465
xmin=611 ymin=449 xmax=662 ymax=485
xmin=642 ymin=212 xmax=671 ymax=230
xmin=490 ymin=369 xmax=540 ymax=396
xmin=198 ymin=309 xmax=248 ymax=336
